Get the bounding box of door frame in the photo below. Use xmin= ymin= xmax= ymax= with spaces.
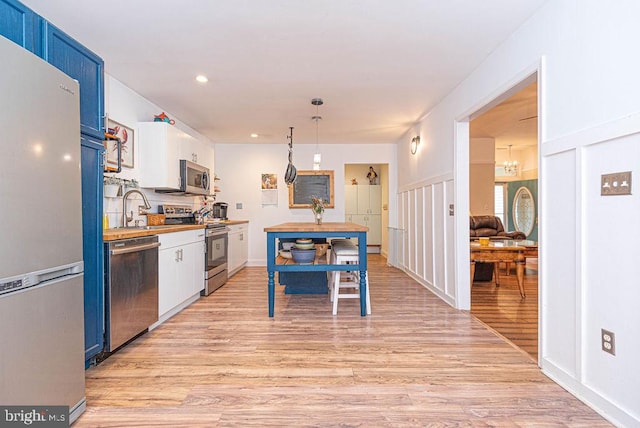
xmin=453 ymin=60 xmax=543 ymax=362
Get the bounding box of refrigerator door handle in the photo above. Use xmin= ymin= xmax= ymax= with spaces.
xmin=1 ymin=261 xmax=84 ymax=296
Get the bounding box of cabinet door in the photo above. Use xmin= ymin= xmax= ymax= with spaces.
xmin=357 ymin=185 xmax=371 ymax=214
xmin=369 ymin=186 xmax=382 ymax=214
xmin=158 ymin=247 xmax=180 ymax=316
xmin=138 ymin=122 xmax=181 ymax=189
xmin=45 ymin=23 xmax=104 ymax=139
xmin=0 ymin=0 xmax=42 ymax=55
xmin=238 ymin=229 xmax=248 ymax=267
xmin=80 ymin=135 xmax=104 ymax=361
xmin=367 ymin=214 xmax=382 ymax=245
xmin=228 ymin=231 xmax=240 ymax=274
xmin=177 ymin=130 xmax=199 ymax=164
xmin=181 ymin=240 xmax=204 ymax=297
xmin=350 ymin=214 xmax=367 ymax=228
xmin=344 ymin=185 xmax=358 ymax=215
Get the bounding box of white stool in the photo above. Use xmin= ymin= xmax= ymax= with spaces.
xmin=329 ymin=245 xmax=371 ymax=315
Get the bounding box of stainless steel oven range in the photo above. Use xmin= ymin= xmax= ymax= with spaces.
xmin=204 ymin=224 xmax=229 ymax=295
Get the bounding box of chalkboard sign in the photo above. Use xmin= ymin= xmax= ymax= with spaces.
xmin=288 ymin=170 xmax=335 ymax=208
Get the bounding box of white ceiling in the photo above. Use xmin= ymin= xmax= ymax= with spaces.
xmin=21 ymin=0 xmax=546 ymax=145
xmin=470 ymin=82 xmax=538 ymax=151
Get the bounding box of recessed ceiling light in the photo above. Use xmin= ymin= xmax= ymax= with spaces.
xmin=195 ymin=75 xmax=208 ymax=83
xmin=250 ymin=133 xmax=259 ymax=138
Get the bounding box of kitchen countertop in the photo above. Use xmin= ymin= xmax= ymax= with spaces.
xmin=103 ymin=220 xmax=249 ymax=241
xmin=213 ymin=220 xmax=249 ymax=226
xmin=103 ymin=224 xmax=205 ymax=241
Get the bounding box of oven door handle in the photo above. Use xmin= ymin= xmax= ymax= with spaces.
xmin=110 ymin=242 xmax=161 ymax=256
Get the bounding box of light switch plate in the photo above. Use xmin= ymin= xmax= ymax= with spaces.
xmin=601 ymin=171 xmax=632 ymax=196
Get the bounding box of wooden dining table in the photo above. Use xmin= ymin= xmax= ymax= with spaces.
xmin=470 ymin=240 xmax=529 ymax=298
xmin=264 ymin=222 xmax=369 ymax=317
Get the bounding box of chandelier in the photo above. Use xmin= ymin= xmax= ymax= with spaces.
xmin=504 ymin=144 xmax=518 ymax=175
xmin=311 ymin=98 xmax=323 ymax=170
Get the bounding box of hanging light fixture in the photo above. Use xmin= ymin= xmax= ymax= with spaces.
xmin=504 ymin=144 xmax=518 ymax=175
xmin=311 ymin=98 xmax=323 ymax=170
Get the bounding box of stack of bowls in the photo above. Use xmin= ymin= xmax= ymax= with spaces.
xmin=291 ymin=238 xmax=316 ymax=264
xmin=294 ymin=238 xmax=314 ymax=249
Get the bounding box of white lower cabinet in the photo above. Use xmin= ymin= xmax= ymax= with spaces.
xmin=153 ymin=229 xmax=205 ymax=328
xmin=346 ymin=214 xmax=381 ymax=245
xmin=228 ymin=223 xmax=249 ymax=277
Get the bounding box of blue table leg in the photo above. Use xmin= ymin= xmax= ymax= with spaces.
xmin=268 ymin=271 xmax=275 ymax=317
xmin=358 ymin=231 xmax=367 ymax=316
xmin=267 ymin=232 xmax=276 ymax=317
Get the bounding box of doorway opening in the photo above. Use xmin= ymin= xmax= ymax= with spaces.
xmin=344 ymin=164 xmax=389 ymax=256
xmin=468 ymin=79 xmax=539 ymax=361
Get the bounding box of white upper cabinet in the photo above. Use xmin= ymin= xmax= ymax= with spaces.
xmin=179 ymin=134 xmax=214 ymax=170
xmin=345 ymin=185 xmax=381 ymax=215
xmin=138 ymin=122 xmax=214 ymax=190
xmin=357 ymin=185 xmax=381 ymax=215
xmin=345 ymin=185 xmax=358 ymax=215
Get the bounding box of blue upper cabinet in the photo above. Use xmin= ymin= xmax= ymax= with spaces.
xmin=0 ymin=0 xmax=42 ymax=55
xmin=45 ymin=23 xmax=104 ymax=139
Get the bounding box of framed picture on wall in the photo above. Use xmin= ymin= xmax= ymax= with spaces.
xmin=106 ymin=119 xmax=134 ymax=168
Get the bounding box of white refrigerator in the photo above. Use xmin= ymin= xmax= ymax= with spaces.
xmin=0 ymin=37 xmax=86 ymax=422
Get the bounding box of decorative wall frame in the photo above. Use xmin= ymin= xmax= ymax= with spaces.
xmin=288 ymin=170 xmax=334 ymax=209
xmin=106 ymin=119 xmax=134 ymax=168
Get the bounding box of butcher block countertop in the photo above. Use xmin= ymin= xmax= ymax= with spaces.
xmin=103 ymin=220 xmax=249 ymax=241
xmin=264 ymin=222 xmax=368 ymax=233
xmin=212 ymin=220 xmax=249 ymax=226
xmin=103 ymin=224 xmax=205 ymax=241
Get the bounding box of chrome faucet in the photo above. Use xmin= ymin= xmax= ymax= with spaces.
xmin=122 ymin=189 xmax=152 ymax=227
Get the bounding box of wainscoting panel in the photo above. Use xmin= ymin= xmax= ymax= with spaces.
xmin=397 ymin=174 xmax=455 ymax=305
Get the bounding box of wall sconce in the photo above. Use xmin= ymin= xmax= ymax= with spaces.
xmin=410 ymin=136 xmax=420 ymax=155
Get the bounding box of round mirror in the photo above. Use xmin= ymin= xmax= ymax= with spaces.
xmin=512 ymin=186 xmax=535 ymax=237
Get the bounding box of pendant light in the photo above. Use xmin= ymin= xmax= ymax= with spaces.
xmin=311 ymin=98 xmax=323 ymax=170
xmin=504 ymin=144 xmax=518 ymax=175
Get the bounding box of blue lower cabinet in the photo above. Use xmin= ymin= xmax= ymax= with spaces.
xmin=81 ymin=134 xmax=105 ymax=363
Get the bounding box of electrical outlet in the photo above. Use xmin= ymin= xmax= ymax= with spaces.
xmin=601 ymin=171 xmax=632 ymax=196
xmin=236 ymin=202 xmax=243 ymax=209
xmin=601 ymin=328 xmax=616 ymax=355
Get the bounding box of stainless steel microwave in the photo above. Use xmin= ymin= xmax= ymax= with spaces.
xmin=180 ymin=160 xmax=210 ymax=195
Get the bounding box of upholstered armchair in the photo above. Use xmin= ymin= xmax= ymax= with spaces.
xmin=469 ymin=215 xmax=526 ymax=240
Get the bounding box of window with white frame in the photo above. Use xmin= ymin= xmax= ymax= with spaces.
xmin=494 ymin=183 xmax=506 ymax=225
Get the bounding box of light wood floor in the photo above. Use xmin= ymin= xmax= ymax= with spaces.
xmin=77 ymin=255 xmax=609 ymax=427
xmin=471 ymin=261 xmax=539 ymax=360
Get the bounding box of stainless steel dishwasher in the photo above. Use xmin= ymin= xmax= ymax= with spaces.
xmin=105 ymin=235 xmax=160 ymax=352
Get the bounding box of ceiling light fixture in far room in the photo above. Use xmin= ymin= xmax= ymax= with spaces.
xmin=250 ymin=133 xmax=259 ymax=138
xmin=195 ymin=74 xmax=208 ymax=83
xmin=311 ymin=98 xmax=324 ymax=171
xmin=504 ymin=144 xmax=518 ymax=175
xmin=410 ymin=135 xmax=420 ymax=155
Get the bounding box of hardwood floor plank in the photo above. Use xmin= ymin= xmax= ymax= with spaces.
xmin=471 ymin=261 xmax=539 ymax=360
xmin=77 ymin=255 xmax=609 ymax=427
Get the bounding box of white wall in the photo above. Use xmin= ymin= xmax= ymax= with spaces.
xmin=214 ymin=143 xmax=397 ymax=266
xmin=395 ymin=0 xmax=640 ymax=425
xmin=469 ymin=137 xmax=495 ymax=215
xmin=104 ymin=76 xmax=215 ymax=226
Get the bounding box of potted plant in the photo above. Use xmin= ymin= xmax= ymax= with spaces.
xmin=103 ymin=175 xmax=123 ymax=198
xmin=311 ymin=196 xmax=325 ymax=225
